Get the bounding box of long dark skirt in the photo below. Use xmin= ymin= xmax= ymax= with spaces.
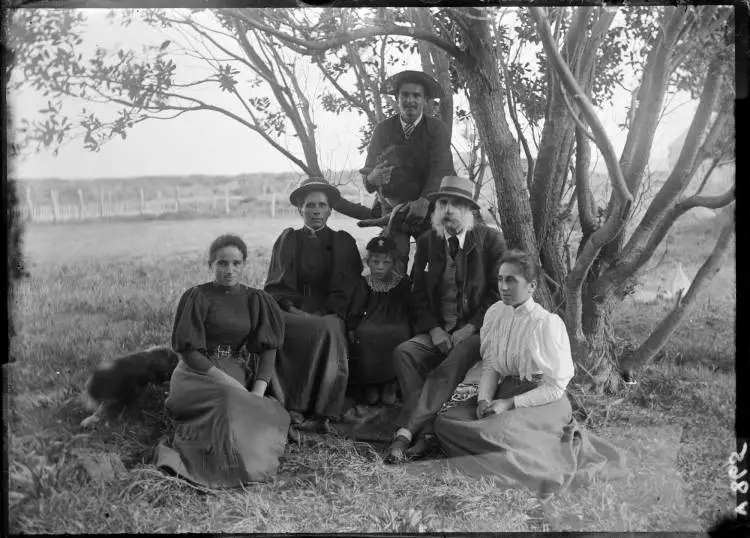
xmin=434 ymin=377 xmax=626 ymax=496
xmin=156 ymin=359 xmax=290 ymax=488
xmin=349 ymin=319 xmax=411 ymax=385
xmin=274 ymin=313 xmax=349 ymax=419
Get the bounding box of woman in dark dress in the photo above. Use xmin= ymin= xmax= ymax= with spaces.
xmin=265 ymin=177 xmax=363 ymax=432
xmin=347 ymin=235 xmax=413 ymax=405
xmin=156 ymin=234 xmax=290 ymax=488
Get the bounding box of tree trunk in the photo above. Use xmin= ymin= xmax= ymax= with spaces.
xmin=451 ymin=8 xmax=553 ymax=309
xmin=531 ymin=7 xmax=614 ymax=316
xmin=571 ymin=284 xmax=623 ymax=393
xmin=411 ymin=8 xmax=453 ymax=137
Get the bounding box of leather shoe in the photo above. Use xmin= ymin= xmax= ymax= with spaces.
xmin=384 ymin=435 xmax=411 ymax=464
xmin=405 ymin=434 xmax=437 ymax=459
xmin=298 ymin=417 xmax=330 ymax=433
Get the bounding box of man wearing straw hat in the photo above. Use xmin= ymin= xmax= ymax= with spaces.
xmin=384 ymin=175 xmax=506 ymax=464
xmin=338 ymin=70 xmax=456 ymax=268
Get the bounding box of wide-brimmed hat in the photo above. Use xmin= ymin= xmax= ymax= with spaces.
xmin=365 ymin=235 xmax=398 ymax=254
xmin=382 ymin=70 xmax=444 ymax=100
xmin=426 ymin=176 xmax=479 ymax=209
xmin=289 ymin=177 xmax=341 ymax=207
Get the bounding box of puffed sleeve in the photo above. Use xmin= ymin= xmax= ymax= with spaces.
xmin=171 ymin=286 xmax=209 ymax=354
xmin=245 ymin=289 xmax=285 ymax=353
xmin=513 ymin=313 xmax=575 ymax=408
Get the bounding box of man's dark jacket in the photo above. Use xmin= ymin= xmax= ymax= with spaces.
xmin=364 ymin=115 xmax=456 ymax=203
xmin=411 ymin=224 xmax=506 ymax=335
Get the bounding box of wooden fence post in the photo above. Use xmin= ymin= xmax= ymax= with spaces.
xmin=175 ymin=187 xmax=181 ymax=212
xmin=99 ymin=187 xmax=105 ymax=218
xmin=139 ymin=188 xmax=145 ymax=215
xmin=271 ymin=192 xmax=276 ymax=219
xmin=225 ymin=187 xmax=230 ymax=215
xmin=25 ymin=186 xmax=34 ymax=223
xmin=212 ymin=193 xmax=217 ymax=210
xmin=50 ymin=189 xmax=59 ymax=223
xmin=77 ymin=189 xmax=85 ymax=220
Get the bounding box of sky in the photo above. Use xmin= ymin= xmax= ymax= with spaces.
xmin=7 ymin=7 xmax=701 ymax=181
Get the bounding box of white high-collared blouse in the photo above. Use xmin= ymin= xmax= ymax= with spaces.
xmin=477 ymin=297 xmax=575 ymax=408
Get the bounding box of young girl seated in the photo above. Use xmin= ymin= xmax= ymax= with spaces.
xmin=346 ymin=236 xmax=414 ymax=405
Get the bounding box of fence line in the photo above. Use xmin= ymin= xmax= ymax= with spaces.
xmin=13 ymin=186 xmax=375 ymax=224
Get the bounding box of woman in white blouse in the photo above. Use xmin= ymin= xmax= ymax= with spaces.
xmin=434 ymin=250 xmax=624 ymax=495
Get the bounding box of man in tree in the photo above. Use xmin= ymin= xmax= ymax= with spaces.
xmin=337 ymin=70 xmax=456 ymax=269
xmin=384 ymin=176 xmax=506 ymax=464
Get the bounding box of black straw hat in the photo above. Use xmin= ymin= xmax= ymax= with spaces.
xmin=382 ymin=70 xmax=444 ymax=100
xmin=289 ymin=177 xmax=341 ymax=207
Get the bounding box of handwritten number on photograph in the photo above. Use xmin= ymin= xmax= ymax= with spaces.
xmin=729 ymin=442 xmax=748 ymax=517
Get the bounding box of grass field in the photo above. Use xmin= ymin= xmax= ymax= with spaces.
xmin=7 ymin=211 xmax=736 ymax=533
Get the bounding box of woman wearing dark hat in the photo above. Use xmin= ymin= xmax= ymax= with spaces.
xmin=346 ymin=235 xmax=414 ymax=405
xmin=265 ymin=177 xmax=363 ymax=432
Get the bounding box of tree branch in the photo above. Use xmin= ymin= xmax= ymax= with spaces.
xmin=560 ymin=87 xmax=597 ymax=144
xmin=314 ymin=56 xmax=371 ymax=121
xmin=531 ymin=7 xmax=632 ymax=208
xmin=620 ymin=209 xmax=734 ymax=374
xmin=621 ymin=57 xmax=726 ymax=265
xmin=224 ymin=8 xmax=466 ymax=61
xmin=691 ymin=155 xmax=721 ymax=198
xmin=618 ymin=7 xmax=688 ymax=192
xmin=575 ymin=126 xmax=597 ymax=237
xmin=496 ymin=22 xmax=534 ymax=191
xmin=169 ymin=14 xmax=257 ymax=74
xmin=680 ymin=185 xmax=735 ymax=212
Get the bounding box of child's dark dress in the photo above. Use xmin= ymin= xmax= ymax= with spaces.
xmin=346 ymin=274 xmax=414 ymax=385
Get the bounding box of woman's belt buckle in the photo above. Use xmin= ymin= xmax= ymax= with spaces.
xmin=212 ymin=345 xmax=247 ymax=366
xmin=216 ymin=344 xmax=232 ymax=360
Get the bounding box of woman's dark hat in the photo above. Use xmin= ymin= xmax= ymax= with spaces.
xmin=289 ymin=177 xmax=341 ymax=207
xmin=365 ymin=235 xmax=398 ymax=254
xmin=382 ymin=70 xmax=444 ymax=100
xmin=426 ymin=176 xmax=479 ymax=209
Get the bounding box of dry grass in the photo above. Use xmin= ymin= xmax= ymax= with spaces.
xmin=7 ymin=211 xmax=735 ymax=533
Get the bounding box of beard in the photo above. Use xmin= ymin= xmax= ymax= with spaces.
xmin=431 ymin=204 xmax=475 ymax=239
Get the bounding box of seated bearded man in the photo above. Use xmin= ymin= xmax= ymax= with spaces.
xmin=384 ymin=176 xmax=506 ymax=463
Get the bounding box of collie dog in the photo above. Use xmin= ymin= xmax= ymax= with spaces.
xmin=80 ymin=345 xmax=180 ymax=428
